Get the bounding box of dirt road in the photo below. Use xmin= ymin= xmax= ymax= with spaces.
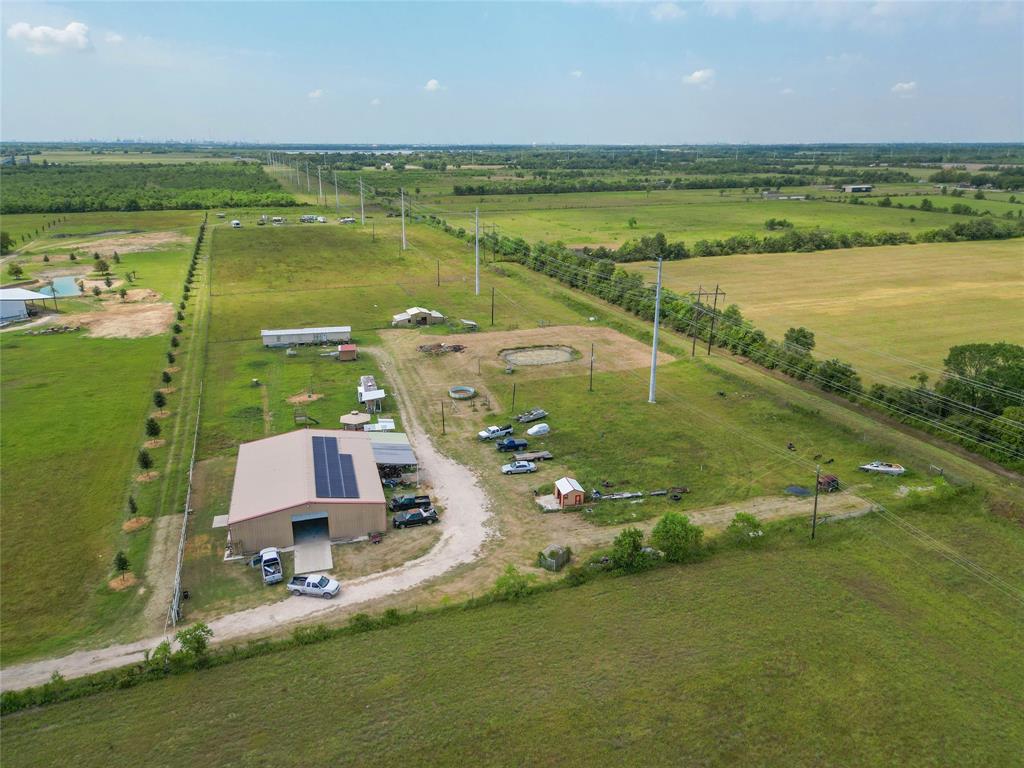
xmin=0 ymin=347 xmax=495 ymax=692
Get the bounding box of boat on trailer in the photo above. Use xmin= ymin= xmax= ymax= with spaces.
xmin=858 ymin=460 xmax=906 ymax=476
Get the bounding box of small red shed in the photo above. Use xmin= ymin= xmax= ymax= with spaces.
xmin=338 ymin=344 xmax=358 ymax=362
xmin=554 ymin=477 xmax=585 ymax=508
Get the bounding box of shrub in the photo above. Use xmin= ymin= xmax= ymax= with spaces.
xmin=113 ymin=551 xmax=129 ymax=579
xmin=145 ymin=417 xmax=161 ymax=437
xmin=492 ymin=564 xmax=537 ymax=600
xmin=166 ymin=351 xmax=176 ymax=364
xmin=91 ymin=286 xmax=101 ymax=297
xmin=153 ymin=390 xmax=166 ymax=408
xmin=7 ymin=263 xmax=24 ymax=279
xmin=170 ymin=336 xmax=179 ymax=348
xmin=177 ymin=311 xmax=184 ymax=321
xmin=42 ymin=254 xmax=49 ymax=262
xmin=650 ymin=512 xmax=705 ymax=563
xmin=175 ymin=622 xmax=213 ymax=658
xmin=161 ymin=370 xmax=172 ymax=384
xmin=611 ymin=527 xmax=652 ymax=572
xmin=724 ymin=512 xmax=765 ymax=547
xmin=293 ymin=624 xmax=332 ymax=645
xmin=173 ymin=323 xmax=183 ymax=334
xmin=137 ymin=449 xmax=153 ymax=470
xmin=128 ymin=495 xmax=138 ymax=516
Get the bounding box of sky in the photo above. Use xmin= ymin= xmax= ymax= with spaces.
xmin=2 ymin=1 xmax=1022 ymax=144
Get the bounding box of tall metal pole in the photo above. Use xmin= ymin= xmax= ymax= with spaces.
xmin=490 ymin=286 xmax=495 ymax=325
xmin=690 ymin=285 xmax=704 ymax=358
xmin=359 ymin=177 xmax=365 ymax=225
xmin=305 ymin=162 xmax=310 ymax=193
xmin=474 ymin=207 xmax=480 ymax=296
xmin=589 ymin=343 xmax=594 ymax=392
xmin=811 ymin=465 xmax=821 ymax=539
xmin=317 ymin=167 xmax=323 ymax=205
xmin=333 ymin=170 xmax=339 ymax=212
xmin=400 ymin=188 xmax=407 ymax=250
xmin=707 ymin=283 xmax=721 ymax=356
xmin=648 ymin=257 xmax=663 ymax=404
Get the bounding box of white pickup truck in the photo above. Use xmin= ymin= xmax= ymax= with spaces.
xmin=478 ymin=424 xmax=514 ymax=441
xmin=259 ymin=547 xmax=283 ymax=585
xmin=287 ymin=574 xmax=341 ymax=599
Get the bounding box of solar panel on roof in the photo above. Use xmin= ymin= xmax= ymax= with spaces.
xmin=311 ymin=435 xmax=360 ymax=499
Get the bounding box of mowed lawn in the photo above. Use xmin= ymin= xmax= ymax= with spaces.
xmin=4 ymin=491 xmax=1023 ymax=768
xmin=630 ymin=240 xmax=1024 ymax=382
xmin=424 ymin=188 xmax=982 ymax=247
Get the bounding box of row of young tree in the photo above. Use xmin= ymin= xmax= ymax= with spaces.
xmin=0 ymin=164 xmax=296 ymax=213
xmin=418 ymin=209 xmax=1023 ymax=467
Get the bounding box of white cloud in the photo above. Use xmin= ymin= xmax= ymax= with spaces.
xmin=6 ymin=21 xmax=91 ymax=55
xmin=780 ymin=87 xmax=795 ymax=96
xmin=308 ymin=88 xmax=323 ymax=100
xmin=370 ymin=97 xmax=381 ymax=107
xmin=651 ymin=3 xmax=686 ymax=22
xmin=105 ymin=32 xmax=124 ymax=44
xmin=683 ymin=68 xmax=715 ymax=87
xmin=891 ymin=80 xmax=917 ymax=97
xmin=424 ymin=78 xmax=441 ymax=92
xmin=569 ymin=69 xmax=583 ymax=79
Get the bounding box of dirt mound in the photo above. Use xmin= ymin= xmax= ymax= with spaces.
xmin=122 ymin=516 xmax=152 ymax=533
xmin=108 ymin=573 xmax=139 ymax=591
xmin=125 ymin=288 xmax=160 ymax=302
xmin=419 ymin=342 xmax=466 ymax=355
xmin=143 ymin=439 xmax=166 ymax=449
xmin=150 ymin=410 xmax=171 ymax=419
xmin=71 ymin=301 xmax=174 ymax=339
xmin=135 ymin=471 xmax=160 ymax=483
xmin=287 ymin=392 xmax=323 ymax=404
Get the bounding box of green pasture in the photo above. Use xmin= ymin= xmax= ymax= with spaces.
xmin=882 ymin=194 xmax=1023 ymax=218
xmin=628 ymin=240 xmax=1024 ymax=382
xmin=413 ymin=188 xmax=982 ymax=247
xmin=34 ymin=151 xmax=240 ymax=165
xmin=5 ymin=489 xmax=1023 ymax=768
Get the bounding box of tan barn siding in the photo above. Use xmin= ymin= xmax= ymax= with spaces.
xmin=229 ymin=501 xmax=386 ymax=554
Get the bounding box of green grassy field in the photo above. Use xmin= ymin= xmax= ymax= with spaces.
xmin=410 ymin=188 xmax=980 ymax=247
xmin=625 ymin=240 xmax=1024 ymax=383
xmin=4 ymin=489 xmax=1022 ymax=768
xmin=0 ymin=213 xmax=202 ymax=662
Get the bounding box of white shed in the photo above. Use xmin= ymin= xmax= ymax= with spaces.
xmin=261 ymin=326 xmax=351 ymax=347
xmin=0 ymin=288 xmax=49 ymax=325
xmin=391 ymin=306 xmax=445 ymax=327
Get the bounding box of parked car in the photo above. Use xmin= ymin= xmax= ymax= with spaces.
xmin=389 ymin=494 xmax=432 ymax=512
xmin=859 ymin=461 xmax=906 ymax=476
xmin=287 ymin=574 xmax=341 ymax=599
xmin=230 ymin=220 xmax=241 ymax=229
xmin=515 ymin=408 xmax=548 ymax=423
xmin=496 ymin=437 xmax=528 ymax=452
xmin=259 ymin=547 xmax=283 ymax=585
xmin=501 ymin=460 xmax=537 ymax=475
xmin=526 ymin=423 xmax=550 ymax=437
xmin=478 ymin=424 xmax=514 ymax=440
xmin=392 ymin=507 xmax=439 ymax=529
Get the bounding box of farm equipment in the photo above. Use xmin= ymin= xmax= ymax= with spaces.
xmin=515 ymin=408 xmax=548 ymax=423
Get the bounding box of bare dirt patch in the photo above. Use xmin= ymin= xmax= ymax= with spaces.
xmin=122 ymin=516 xmax=152 ymax=533
xmin=37 ymin=266 xmax=91 ymax=280
xmin=142 ymin=514 xmax=185 ymax=629
xmin=143 ymin=439 xmax=166 ymax=449
xmin=81 ymin=278 xmax=125 ymax=292
xmin=57 ymin=231 xmax=190 ymax=257
xmin=108 ymin=573 xmax=139 ymax=591
xmin=125 ymin=288 xmax=159 ymax=302
xmin=69 ymin=301 xmax=174 ymax=339
xmin=151 ymin=410 xmax=171 ymax=419
xmin=287 ymin=391 xmax=324 ymax=404
xmin=500 ymin=345 xmax=576 ymax=366
xmin=158 ymin=387 xmax=177 ymax=395
xmin=330 ymin=527 xmax=443 ymax=581
xmin=135 ymin=471 xmax=160 ymax=483
xmin=165 ymin=366 xmax=181 ymax=374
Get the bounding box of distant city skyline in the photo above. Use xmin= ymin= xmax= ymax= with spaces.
xmin=2 ymin=1 xmax=1022 ymax=144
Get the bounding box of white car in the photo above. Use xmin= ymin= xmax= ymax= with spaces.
xmin=501 ymin=460 xmax=537 ymax=475
xmin=526 ymin=423 xmax=550 ymax=437
xmin=858 ymin=461 xmax=906 ymax=476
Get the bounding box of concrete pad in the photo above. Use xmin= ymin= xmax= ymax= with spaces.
xmin=211 ymin=515 xmax=229 ymax=529
xmin=293 ymin=538 xmax=333 ymax=574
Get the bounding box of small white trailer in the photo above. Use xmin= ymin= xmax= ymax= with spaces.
xmin=261 ymin=326 xmax=351 ymax=347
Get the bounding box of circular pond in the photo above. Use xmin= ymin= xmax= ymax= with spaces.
xmin=499 ymin=345 xmax=576 ymax=366
xmin=448 ymin=385 xmax=477 ymax=400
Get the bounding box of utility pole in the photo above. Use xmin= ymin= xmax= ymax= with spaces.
xmin=589 ymin=343 xmax=595 ymax=392
xmin=359 ymin=178 xmax=366 ymax=224
xmin=441 ymin=402 xmax=445 ymax=435
xmin=511 ymin=383 xmax=517 ymax=413
xmin=490 ymin=286 xmax=495 ymax=325
xmin=474 ymin=207 xmax=480 ymax=296
xmin=400 ymin=188 xmax=407 ymax=250
xmin=436 ymin=260 xmax=440 ymax=287
xmin=811 ymin=465 xmax=821 ymax=539
xmin=333 ymin=170 xmax=339 ymax=212
xmin=305 ymin=162 xmax=310 ymax=193
xmin=317 ymin=167 xmax=323 ymax=205
xmin=648 ymin=257 xmax=663 ymax=404
xmin=690 ymin=285 xmax=705 ymax=358
xmin=707 ymin=284 xmax=724 ymax=356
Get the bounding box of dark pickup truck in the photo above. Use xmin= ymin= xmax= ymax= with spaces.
xmin=496 ymin=438 xmax=528 ymax=452
xmin=389 ymin=494 xmax=432 ymax=512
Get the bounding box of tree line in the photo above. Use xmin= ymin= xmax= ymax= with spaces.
xmin=0 ymin=163 xmax=296 ymax=213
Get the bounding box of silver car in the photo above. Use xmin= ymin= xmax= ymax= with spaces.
xmin=501 ymin=460 xmax=537 ymax=475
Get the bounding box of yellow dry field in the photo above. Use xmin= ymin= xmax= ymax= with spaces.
xmin=632 ymin=240 xmax=1024 ymax=382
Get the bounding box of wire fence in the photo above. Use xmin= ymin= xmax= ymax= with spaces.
xmin=167 ymin=379 xmax=204 ymax=629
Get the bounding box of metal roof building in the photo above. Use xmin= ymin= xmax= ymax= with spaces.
xmin=227 ymin=429 xmax=385 ymax=554
xmin=368 ymin=432 xmax=417 ymax=466
xmin=261 ymin=326 xmax=351 ymax=347
xmin=0 ymin=287 xmax=49 ymax=325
